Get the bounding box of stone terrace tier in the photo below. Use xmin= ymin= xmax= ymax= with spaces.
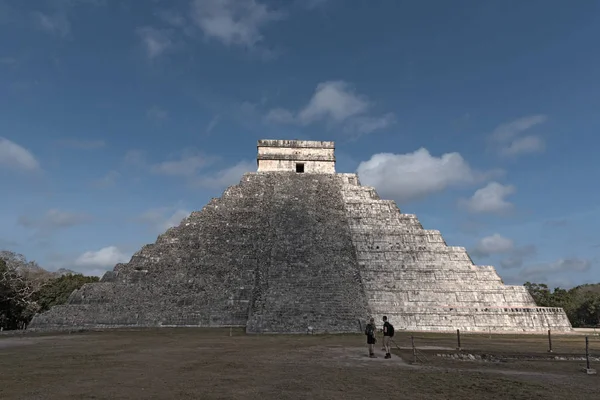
xmin=29 ymin=171 xmax=572 ymax=333
xmin=337 ymin=173 xmax=572 ymax=332
xmin=29 ymin=172 xmax=369 ymax=334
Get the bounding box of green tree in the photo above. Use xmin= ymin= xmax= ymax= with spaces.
xmin=571 ymin=291 xmax=600 ymax=327
xmin=34 ymin=273 xmax=99 ymax=313
xmin=524 ymin=282 xmax=552 ymax=306
xmin=524 ymin=282 xmax=600 ymax=328
xmin=1 ymin=251 xmax=100 ymax=330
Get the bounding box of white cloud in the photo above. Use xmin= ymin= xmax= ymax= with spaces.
xmin=191 ymin=160 xmax=255 ymax=189
xmin=490 ymin=115 xmax=547 ymax=142
xmin=74 ymin=246 xmax=130 ymax=272
xmin=136 ymin=207 xmax=191 ymax=233
xmin=190 ymin=0 xmax=285 ymax=47
xmin=162 ymin=209 xmax=190 ymax=230
xmin=33 ymin=11 xmax=70 ymax=37
xmin=264 ymin=108 xmax=296 ymax=124
xmin=471 ymin=234 xmax=514 ymax=258
xmin=18 ymin=209 xmax=92 ymax=230
xmin=499 ymin=245 xmax=537 ymax=269
xmin=344 ymin=113 xmax=397 ymax=135
xmin=205 ymin=114 xmax=221 ymax=134
xmin=357 ymin=148 xmax=499 ymax=203
xmin=136 ymin=27 xmax=172 ymax=58
xmin=517 ymin=258 xmax=593 ymax=283
xmin=489 ymin=115 xmax=547 ymax=157
xmin=0 ymin=137 xmax=40 ymax=171
xmin=151 ymin=150 xmax=215 ymax=177
xmin=265 ymin=81 xmax=395 ymax=136
xmin=532 ymin=258 xmax=591 ymax=273
xmin=29 ymin=0 xmax=105 ymax=38
xmin=121 ymin=148 xmax=216 ymax=177
xmin=119 ymin=147 xmax=252 ymax=194
xmin=297 ymin=81 xmax=370 ymax=124
xmin=499 ymin=135 xmax=545 ymax=156
xmin=459 ymin=182 xmax=515 ymax=214
xmin=470 ymin=234 xmax=538 ymax=269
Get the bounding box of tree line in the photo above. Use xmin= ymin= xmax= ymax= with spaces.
xmin=524 ymin=282 xmax=600 ymax=327
xmin=0 ymin=251 xmax=98 ymax=331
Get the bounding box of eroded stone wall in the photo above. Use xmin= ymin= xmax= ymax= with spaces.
xmin=337 ymin=173 xmax=572 ymax=332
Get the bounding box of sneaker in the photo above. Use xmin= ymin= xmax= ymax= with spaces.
xmin=369 ymin=353 xmax=377 ymax=358
xmin=384 ymin=353 xmax=391 ymax=359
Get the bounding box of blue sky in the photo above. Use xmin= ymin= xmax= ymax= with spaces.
xmin=1 ymin=0 xmax=598 ymax=288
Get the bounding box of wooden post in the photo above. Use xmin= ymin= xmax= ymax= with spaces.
xmin=547 ymin=329 xmax=552 ymax=353
xmin=229 ymin=326 xmax=232 ymax=337
xmin=586 ymin=336 xmax=590 ymax=370
xmin=456 ymin=329 xmax=461 ymax=351
xmin=411 ymin=335 xmax=417 ymax=363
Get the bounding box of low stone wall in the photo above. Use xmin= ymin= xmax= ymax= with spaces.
xmin=28 ymin=303 xmax=249 ymax=331
xmin=373 ymin=307 xmax=572 ymax=333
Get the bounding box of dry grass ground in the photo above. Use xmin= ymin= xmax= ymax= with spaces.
xmin=1 ymin=328 xmax=599 ymax=400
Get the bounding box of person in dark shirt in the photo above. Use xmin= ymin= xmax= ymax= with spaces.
xmin=365 ymin=317 xmax=377 ymax=358
xmin=382 ymin=315 xmax=393 ymax=359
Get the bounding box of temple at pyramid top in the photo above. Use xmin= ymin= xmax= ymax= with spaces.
xmin=257 ymin=139 xmax=336 ymax=173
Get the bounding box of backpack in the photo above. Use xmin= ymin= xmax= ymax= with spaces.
xmin=387 ymin=323 xmax=395 ymax=337
xmin=365 ymin=324 xmax=374 ymax=337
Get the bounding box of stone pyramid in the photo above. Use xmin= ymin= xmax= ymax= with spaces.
xmin=30 ymin=140 xmax=572 ymax=333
